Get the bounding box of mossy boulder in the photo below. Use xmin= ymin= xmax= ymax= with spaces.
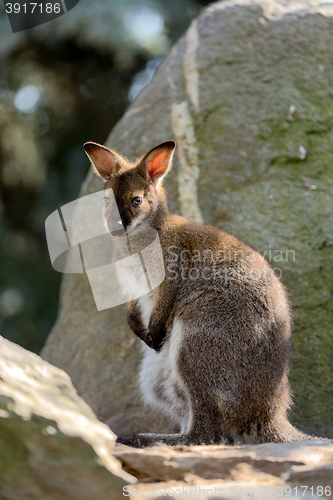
xmin=42 ymin=0 xmax=333 ymax=438
xmin=0 ymin=336 xmax=134 ymax=500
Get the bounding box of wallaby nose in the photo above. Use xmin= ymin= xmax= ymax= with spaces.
xmin=110 ymin=220 xmax=125 ymax=236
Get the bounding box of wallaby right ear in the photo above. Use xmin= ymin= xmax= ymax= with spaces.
xmin=83 ymin=142 xmax=120 ymax=180
xmin=138 ymin=141 xmax=176 ymax=184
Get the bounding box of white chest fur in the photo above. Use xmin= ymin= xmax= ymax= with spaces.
xmin=114 ymin=253 xmax=158 ymax=313
xmin=137 ymin=290 xmax=157 ymax=328
xmin=115 ymin=253 xmax=150 ymax=301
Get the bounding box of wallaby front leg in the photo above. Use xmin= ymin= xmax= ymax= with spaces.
xmin=127 ymin=301 xmax=153 ymax=349
xmin=148 ymin=282 xmax=177 ymax=351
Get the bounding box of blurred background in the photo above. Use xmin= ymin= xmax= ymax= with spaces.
xmin=0 ymin=0 xmax=212 ymax=353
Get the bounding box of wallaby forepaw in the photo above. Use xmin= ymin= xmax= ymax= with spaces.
xmin=152 ymin=337 xmax=164 ymax=351
xmin=148 ymin=319 xmax=166 ymax=351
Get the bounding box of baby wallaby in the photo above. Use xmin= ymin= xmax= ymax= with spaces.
xmin=84 ymin=140 xmax=309 ymax=448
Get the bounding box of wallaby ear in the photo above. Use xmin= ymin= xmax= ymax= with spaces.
xmin=84 ymin=142 xmax=121 ymax=180
xmin=139 ymin=141 xmax=176 ymax=184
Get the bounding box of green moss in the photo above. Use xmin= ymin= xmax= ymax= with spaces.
xmin=0 ymin=420 xmax=31 ymax=482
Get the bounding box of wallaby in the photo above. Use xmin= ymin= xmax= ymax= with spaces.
xmin=84 ymin=140 xmax=310 ymax=448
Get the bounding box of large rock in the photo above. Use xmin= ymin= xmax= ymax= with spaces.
xmin=42 ymin=0 xmax=333 ymax=438
xmin=0 ymin=336 xmax=135 ymax=500
xmin=115 ymin=439 xmax=333 ymax=486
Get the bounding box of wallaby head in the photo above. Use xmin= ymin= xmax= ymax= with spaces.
xmin=84 ymin=141 xmax=175 ymax=233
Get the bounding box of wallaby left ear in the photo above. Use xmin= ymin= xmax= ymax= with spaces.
xmin=83 ymin=141 xmax=122 ymax=180
xmin=139 ymin=141 xmax=176 ymax=184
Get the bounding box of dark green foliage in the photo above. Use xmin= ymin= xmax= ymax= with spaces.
xmin=0 ymin=0 xmax=208 ymax=352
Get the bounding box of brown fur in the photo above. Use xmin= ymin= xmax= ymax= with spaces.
xmin=84 ymin=140 xmax=311 ymax=448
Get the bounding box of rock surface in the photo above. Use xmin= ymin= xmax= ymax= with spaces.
xmin=115 ymin=440 xmax=333 ymax=485
xmin=42 ymin=0 xmax=333 ymax=438
xmin=115 ymin=440 xmax=333 ymax=498
xmin=0 ymin=336 xmax=135 ymax=500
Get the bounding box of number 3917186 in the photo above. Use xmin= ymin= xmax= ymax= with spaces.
xmin=277 ymin=486 xmax=331 ymax=497
xmin=5 ymin=3 xmax=61 ymax=14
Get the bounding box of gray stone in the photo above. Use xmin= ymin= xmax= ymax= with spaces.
xmin=42 ymin=0 xmax=333 ymax=438
xmin=0 ymin=336 xmax=135 ymax=500
xmin=116 ymin=440 xmax=333 ymax=498
xmin=114 ymin=440 xmax=333 ymax=484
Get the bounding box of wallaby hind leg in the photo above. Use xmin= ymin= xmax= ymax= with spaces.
xmin=116 ymin=433 xmax=185 ymax=448
xmin=117 ymin=317 xmax=231 ymax=448
xmin=116 ymin=394 xmax=230 ymax=447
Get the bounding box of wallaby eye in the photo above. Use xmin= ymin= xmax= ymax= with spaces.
xmin=102 ymin=196 xmax=110 ymax=207
xmin=132 ymin=196 xmax=143 ymax=206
